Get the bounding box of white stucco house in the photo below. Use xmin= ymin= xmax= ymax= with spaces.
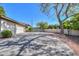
xmin=0 ymin=15 xmax=29 ymax=35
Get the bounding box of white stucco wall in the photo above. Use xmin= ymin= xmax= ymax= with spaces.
xmin=1 ymin=19 xmax=15 ymax=34
xmin=0 ymin=19 xmax=25 ymax=34
xmin=16 ymin=24 xmax=25 ymax=34
xmin=45 ymin=29 xmax=79 ymax=36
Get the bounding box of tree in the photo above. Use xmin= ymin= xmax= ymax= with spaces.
xmin=48 ymin=24 xmax=59 ymax=29
xmin=63 ymin=13 xmax=79 ymax=30
xmin=63 ymin=20 xmax=71 ymax=29
xmin=53 ymin=24 xmax=60 ymax=29
xmin=0 ymin=6 xmax=5 ymax=16
xmin=48 ymin=25 xmax=54 ymax=29
xmin=40 ymin=3 xmax=79 ymax=34
xmin=37 ymin=22 xmax=48 ymax=31
xmin=70 ymin=14 xmax=79 ymax=30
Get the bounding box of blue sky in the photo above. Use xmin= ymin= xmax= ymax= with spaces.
xmin=0 ymin=3 xmax=58 ymax=27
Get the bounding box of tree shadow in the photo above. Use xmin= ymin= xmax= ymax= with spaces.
xmin=16 ymin=35 xmax=47 ymax=56
xmin=0 ymin=34 xmax=48 ymax=47
xmin=0 ymin=34 xmax=49 ymax=56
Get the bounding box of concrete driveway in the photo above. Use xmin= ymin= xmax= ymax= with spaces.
xmin=0 ymin=32 xmax=75 ymax=56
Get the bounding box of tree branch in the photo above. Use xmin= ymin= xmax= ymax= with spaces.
xmin=58 ymin=4 xmax=65 ymax=16
xmin=65 ymin=3 xmax=70 ymax=18
xmin=63 ymin=13 xmax=79 ymax=22
xmin=54 ymin=3 xmax=59 ymax=16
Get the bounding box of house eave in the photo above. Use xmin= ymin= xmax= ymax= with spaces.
xmin=0 ymin=15 xmax=29 ymax=27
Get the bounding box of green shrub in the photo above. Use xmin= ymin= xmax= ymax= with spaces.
xmin=1 ymin=30 xmax=12 ymax=38
xmin=25 ymin=26 xmax=33 ymax=32
xmin=28 ymin=26 xmax=33 ymax=31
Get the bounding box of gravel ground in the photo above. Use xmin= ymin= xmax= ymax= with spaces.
xmin=0 ymin=32 xmax=75 ymax=56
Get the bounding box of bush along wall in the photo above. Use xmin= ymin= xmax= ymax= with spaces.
xmin=1 ymin=30 xmax=13 ymax=38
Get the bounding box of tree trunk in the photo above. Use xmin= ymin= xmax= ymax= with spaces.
xmin=57 ymin=15 xmax=64 ymax=34
xmin=55 ymin=5 xmax=64 ymax=34
xmin=60 ymin=22 xmax=64 ymax=34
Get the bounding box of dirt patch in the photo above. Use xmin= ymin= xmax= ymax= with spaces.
xmin=55 ymin=34 xmax=79 ymax=56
